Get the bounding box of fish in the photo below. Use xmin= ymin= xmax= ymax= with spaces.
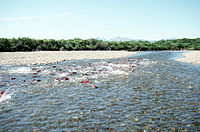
xmin=80 ymin=81 xmax=89 ymax=83
xmin=0 ymin=91 xmax=5 ymax=97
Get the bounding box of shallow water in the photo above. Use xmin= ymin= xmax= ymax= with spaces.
xmin=0 ymin=51 xmax=199 ymax=131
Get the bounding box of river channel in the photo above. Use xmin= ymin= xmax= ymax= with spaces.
xmin=0 ymin=51 xmax=199 ymax=131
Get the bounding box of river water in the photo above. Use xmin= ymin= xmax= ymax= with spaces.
xmin=0 ymin=51 xmax=199 ymax=131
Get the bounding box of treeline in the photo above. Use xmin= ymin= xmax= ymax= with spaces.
xmin=0 ymin=37 xmax=200 ymax=52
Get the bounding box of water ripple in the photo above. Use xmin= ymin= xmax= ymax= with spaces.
xmin=0 ymin=51 xmax=199 ymax=131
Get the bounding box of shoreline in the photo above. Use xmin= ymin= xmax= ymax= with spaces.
xmin=0 ymin=51 xmax=137 ymax=66
xmin=175 ymin=51 xmax=200 ymax=65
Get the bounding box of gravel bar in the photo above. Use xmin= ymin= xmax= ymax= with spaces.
xmin=0 ymin=51 xmax=137 ymax=65
xmin=175 ymin=51 xmax=200 ymax=65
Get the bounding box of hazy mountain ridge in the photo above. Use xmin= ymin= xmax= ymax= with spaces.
xmin=95 ymin=36 xmax=156 ymax=42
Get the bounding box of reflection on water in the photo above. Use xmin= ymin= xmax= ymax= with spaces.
xmin=0 ymin=51 xmax=199 ymax=131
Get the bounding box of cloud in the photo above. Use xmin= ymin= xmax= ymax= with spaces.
xmin=58 ymin=12 xmax=70 ymax=16
xmin=0 ymin=12 xmax=71 ymax=22
xmin=0 ymin=16 xmax=44 ymax=21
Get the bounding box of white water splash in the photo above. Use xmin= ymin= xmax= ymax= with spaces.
xmin=0 ymin=86 xmax=18 ymax=103
xmin=139 ymin=59 xmax=157 ymax=66
xmin=0 ymin=93 xmax=12 ymax=102
xmin=9 ymin=67 xmax=32 ymax=74
xmin=112 ymin=69 xmax=128 ymax=75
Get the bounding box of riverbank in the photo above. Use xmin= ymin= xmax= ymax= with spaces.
xmin=0 ymin=51 xmax=137 ymax=65
xmin=175 ymin=51 xmax=200 ymax=65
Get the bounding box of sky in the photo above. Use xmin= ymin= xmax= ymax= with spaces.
xmin=0 ymin=0 xmax=200 ymax=40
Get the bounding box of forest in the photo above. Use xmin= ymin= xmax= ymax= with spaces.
xmin=0 ymin=37 xmax=200 ymax=52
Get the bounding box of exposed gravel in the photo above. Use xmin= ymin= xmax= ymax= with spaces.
xmin=0 ymin=51 xmax=137 ymax=65
xmin=175 ymin=51 xmax=200 ymax=65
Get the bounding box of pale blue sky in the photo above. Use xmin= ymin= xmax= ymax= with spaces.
xmin=0 ymin=0 xmax=200 ymax=40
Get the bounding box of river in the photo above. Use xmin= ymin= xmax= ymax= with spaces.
xmin=0 ymin=51 xmax=199 ymax=131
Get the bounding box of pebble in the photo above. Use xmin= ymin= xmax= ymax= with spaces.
xmin=134 ymin=117 xmax=139 ymax=122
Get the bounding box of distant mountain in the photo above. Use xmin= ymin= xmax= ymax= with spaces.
xmin=109 ymin=36 xmax=134 ymax=42
xmin=95 ymin=36 xmax=134 ymax=42
xmin=162 ymin=37 xmax=177 ymax=40
xmin=95 ymin=36 xmax=156 ymax=42
xmin=95 ymin=37 xmax=107 ymax=41
xmin=148 ymin=40 xmax=156 ymax=43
